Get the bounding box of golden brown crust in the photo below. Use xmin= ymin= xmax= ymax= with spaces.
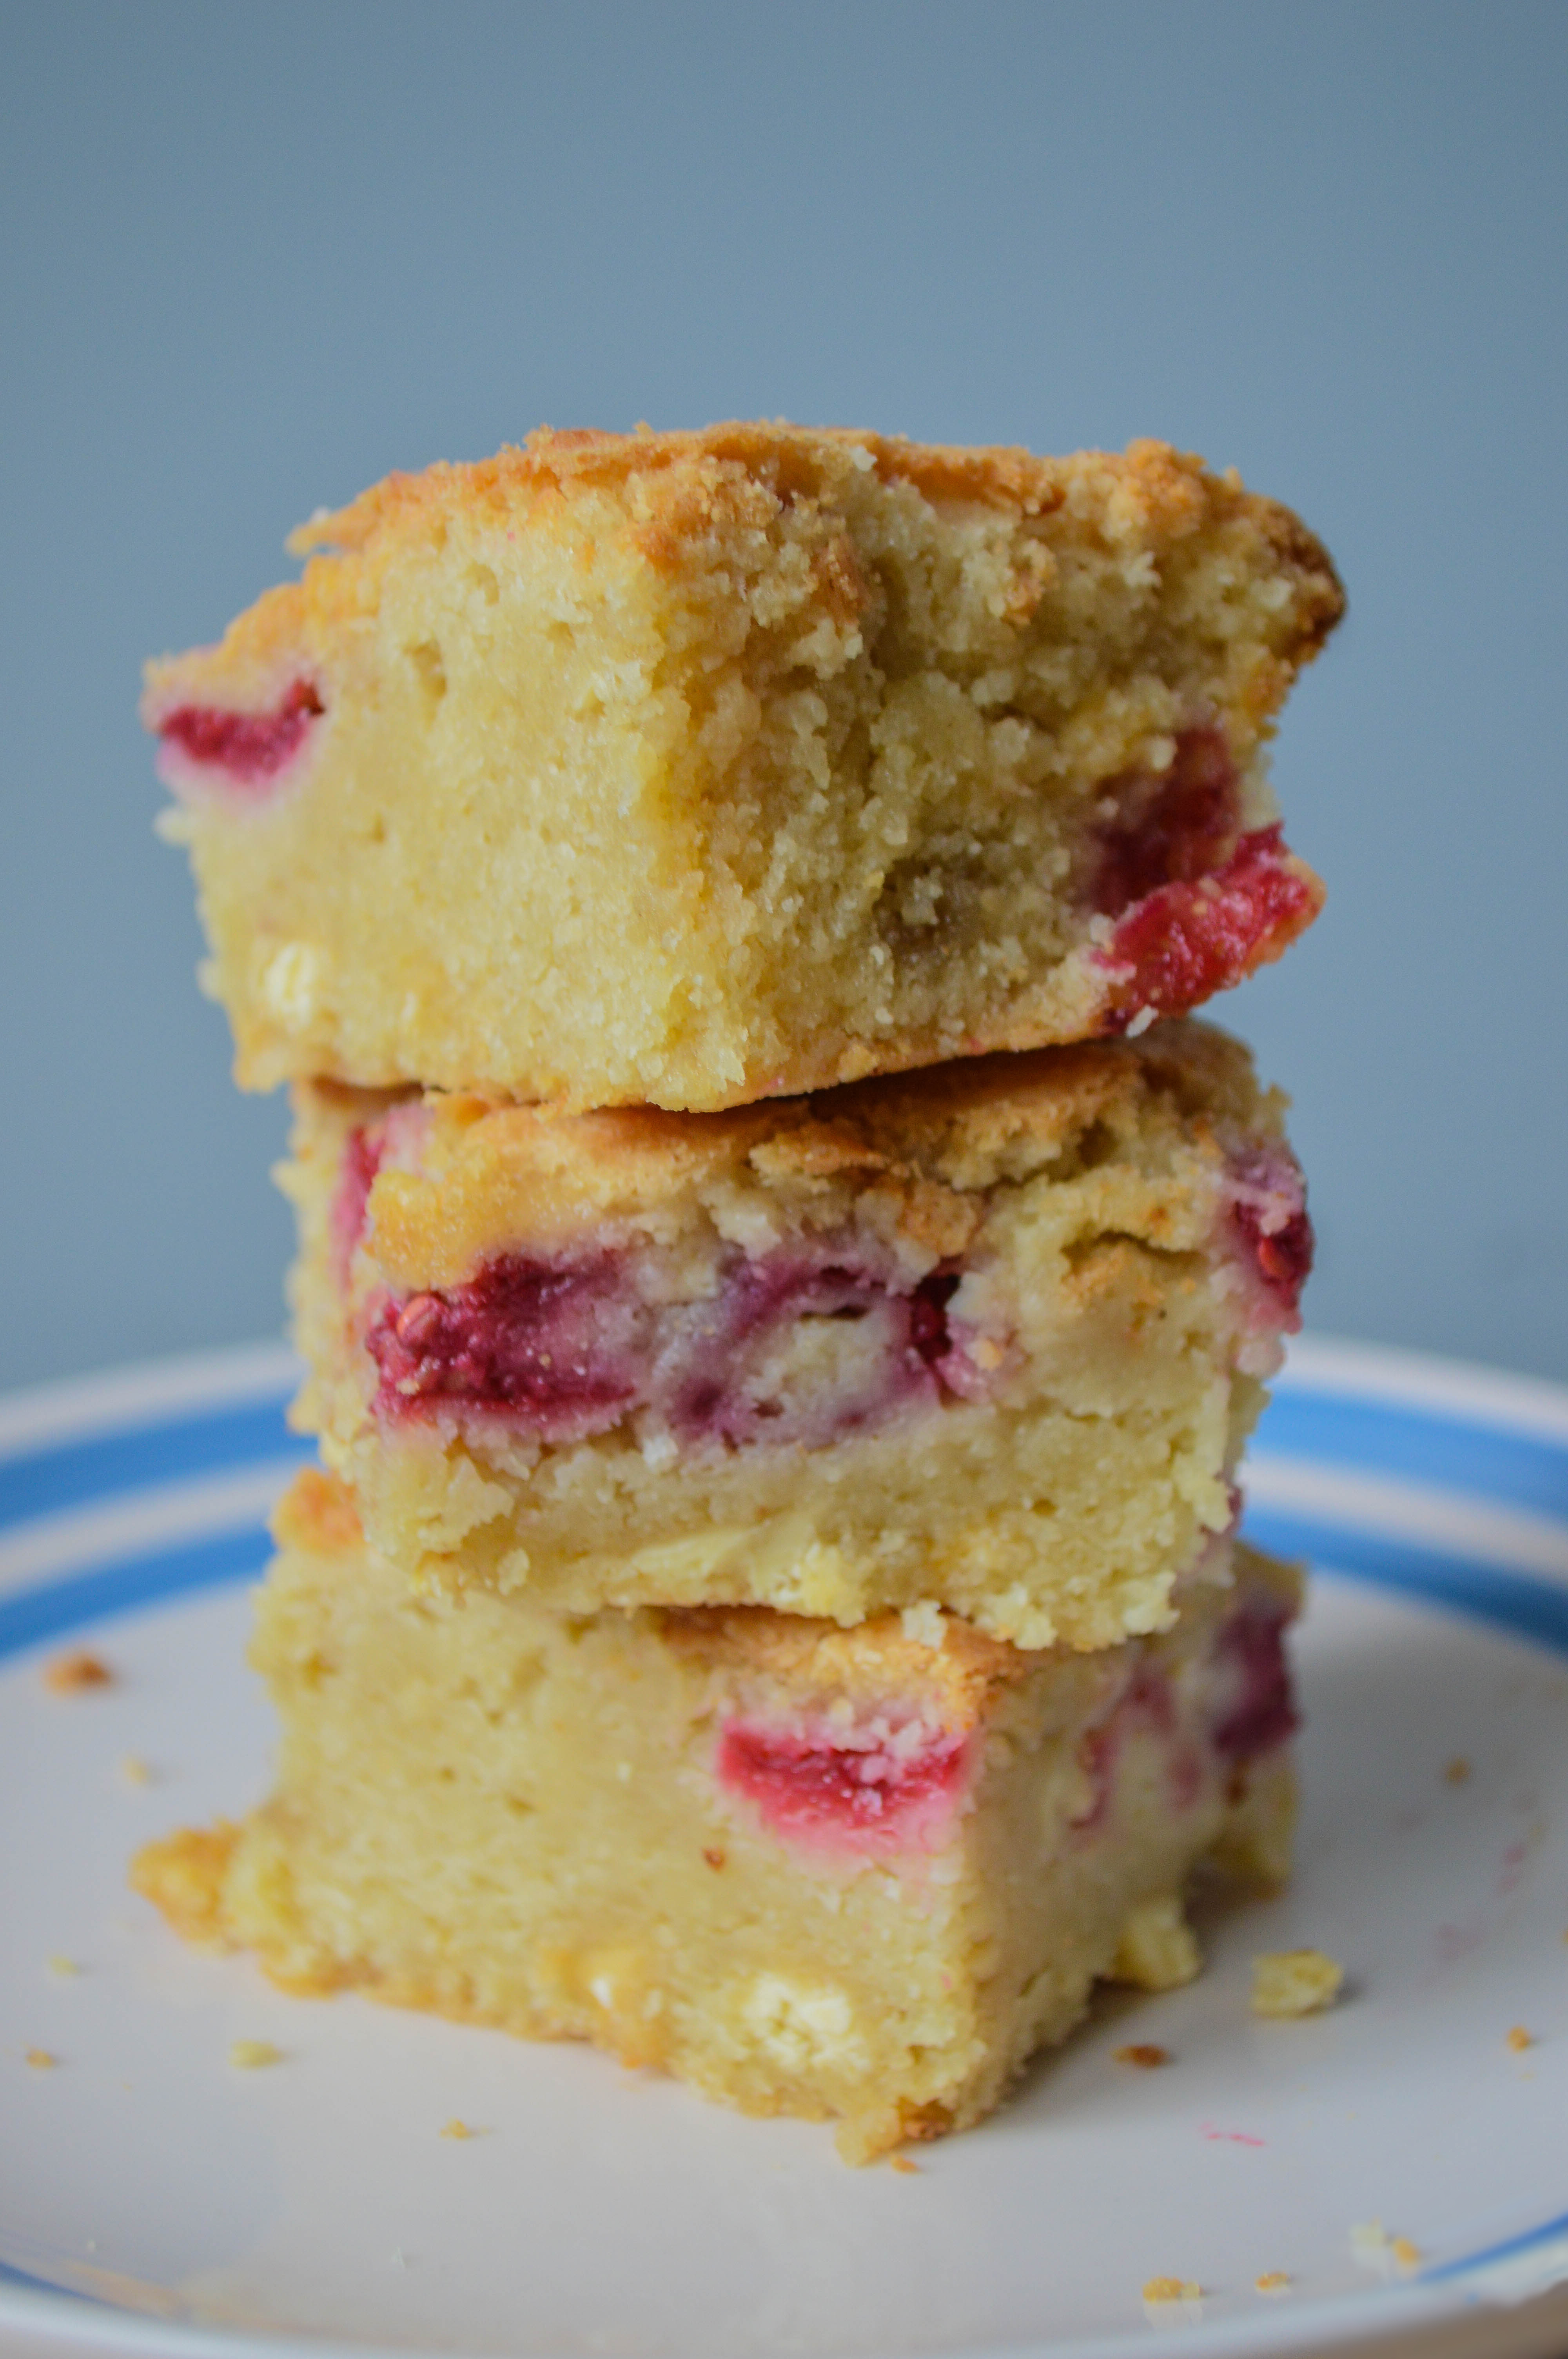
xmin=146 ymin=424 xmax=1341 ymax=704
xmin=347 ymin=1019 xmax=1270 ymax=1288
xmin=288 ymin=423 xmax=1337 ymax=617
xmin=657 ymin=1603 xmax=1025 ymax=1729
xmin=272 ymin=1466 xmax=363 ymax=1557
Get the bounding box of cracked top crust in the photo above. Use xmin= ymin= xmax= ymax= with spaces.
xmin=305 ymin=1019 xmax=1282 ymax=1290
xmin=148 ymin=424 xmax=1342 ymax=700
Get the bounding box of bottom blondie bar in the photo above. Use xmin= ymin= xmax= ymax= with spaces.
xmin=134 ymin=1471 xmax=1299 ymax=2160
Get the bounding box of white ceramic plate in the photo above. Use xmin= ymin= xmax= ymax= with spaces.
xmin=4 ymin=1337 xmax=1568 ymax=2359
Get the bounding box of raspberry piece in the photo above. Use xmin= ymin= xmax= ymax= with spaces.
xmin=1093 ymin=726 xmax=1241 ymax=916
xmin=717 ymin=1717 xmax=967 ymax=1852
xmin=331 ymin=1127 xmax=384 ymax=1287
xmin=367 ymin=1253 xmax=641 ymax=1438
xmin=158 ymin=678 xmax=323 ymax=789
xmin=1099 ymin=826 xmax=1321 ymax=1022
xmin=1227 ymin=1146 xmax=1314 ymax=1325
xmin=1210 ymin=1598 xmax=1298 ymax=1761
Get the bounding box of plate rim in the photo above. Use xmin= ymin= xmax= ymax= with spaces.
xmin=5 ymin=1331 xmax=1568 ymax=2359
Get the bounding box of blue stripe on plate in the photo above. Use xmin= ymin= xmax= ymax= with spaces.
xmin=1242 ymin=1507 xmax=1568 ymax=1655
xmin=0 ymin=1399 xmax=307 ymax=1536
xmin=1259 ymin=1387 xmax=1568 ymax=1521
xmin=2 ymin=1365 xmax=1568 ymax=2330
xmin=2 ymin=1494 xmax=1566 ymax=1676
xmin=0 ymin=1522 xmax=272 ymax=1663
xmin=0 ymin=2259 xmax=111 ymax=2306
xmin=1424 ymin=2206 xmax=1568 ymax=2285
xmin=1 ymin=1367 xmax=1566 ymax=1544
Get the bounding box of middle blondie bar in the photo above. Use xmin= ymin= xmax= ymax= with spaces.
xmin=285 ymin=1018 xmax=1307 ymax=1651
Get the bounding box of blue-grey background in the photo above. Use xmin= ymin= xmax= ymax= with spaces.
xmin=2 ymin=0 xmax=1564 ymax=1394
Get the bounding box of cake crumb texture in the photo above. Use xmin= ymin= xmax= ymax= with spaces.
xmin=147 ymin=423 xmax=1339 ymax=1109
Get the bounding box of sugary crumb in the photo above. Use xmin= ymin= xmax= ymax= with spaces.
xmin=1114 ymin=2043 xmax=1171 ymax=2068
xmin=25 ymin=2049 xmax=57 ymax=2069
xmin=44 ymin=1650 xmax=113 ymax=1694
xmin=1254 ymin=2272 xmax=1292 ymax=2296
xmin=889 ymin=2155 xmax=920 ymax=2175
xmin=1142 ymin=2277 xmax=1202 ymax=2303
xmin=228 ymin=2040 xmax=281 ymax=2070
xmin=702 ymin=1847 xmax=727 ymax=1870
xmin=440 ymin=2117 xmax=475 ymax=2139
xmin=1444 ymin=1757 xmax=1471 ymax=1785
xmin=118 ymin=1754 xmax=153 ymax=1787
xmin=46 ymin=1956 xmax=80 ymax=1977
xmin=1114 ymin=1893 xmax=1201 ymax=1991
xmin=1506 ymin=2025 xmax=1535 ymax=2052
xmin=899 ymin=1599 xmax=947 ymax=1648
xmin=1352 ymin=2222 xmax=1421 ymax=2277
xmin=1252 ymin=1948 xmax=1343 ymax=2018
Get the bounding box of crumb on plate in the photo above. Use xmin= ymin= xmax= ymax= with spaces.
xmin=1506 ymin=2025 xmax=1535 ymax=2052
xmin=228 ymin=2039 xmax=281 ymax=2070
xmin=440 ymin=2117 xmax=476 ymax=2139
xmin=118 ymin=1754 xmax=153 ymax=1787
xmin=1444 ymin=1757 xmax=1471 ymax=1785
xmin=1254 ymin=2272 xmax=1291 ymax=2295
xmin=25 ymin=2049 xmax=57 ymax=2069
xmin=1142 ymin=2277 xmax=1202 ymax=2304
xmin=1252 ymin=1948 xmax=1343 ymax=2018
xmin=1352 ymin=2222 xmax=1421 ymax=2276
xmin=44 ymin=1650 xmax=113 ymax=1694
xmin=1114 ymin=2042 xmax=1171 ymax=2068
xmin=46 ymin=1956 xmax=80 ymax=1977
xmin=889 ymin=2154 xmax=920 ymax=2175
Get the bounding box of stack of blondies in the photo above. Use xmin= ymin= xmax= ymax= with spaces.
xmin=134 ymin=425 xmax=1341 ymax=2159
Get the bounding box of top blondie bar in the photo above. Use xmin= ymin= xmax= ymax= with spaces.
xmin=146 ymin=423 xmax=1341 ymax=1111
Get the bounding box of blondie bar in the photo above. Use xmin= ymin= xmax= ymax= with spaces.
xmin=133 ymin=1470 xmax=1299 ymax=2161
xmin=283 ymin=1020 xmax=1308 ymax=1650
xmin=146 ymin=424 xmax=1339 ymax=1110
